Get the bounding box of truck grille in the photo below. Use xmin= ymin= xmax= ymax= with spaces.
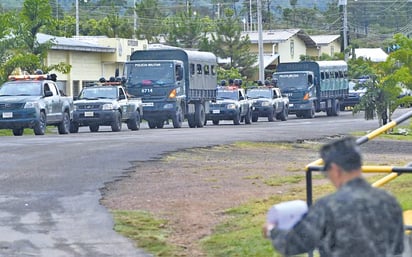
xmin=77 ymin=104 xmax=101 ymax=110
xmin=0 ymin=103 xmax=25 ymax=110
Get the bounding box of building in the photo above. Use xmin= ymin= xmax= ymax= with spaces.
xmin=309 ymin=35 xmax=341 ymax=59
xmin=243 ymin=29 xmax=320 ymax=79
xmin=37 ymin=33 xmax=148 ymax=96
xmin=352 ymin=48 xmax=388 ymax=62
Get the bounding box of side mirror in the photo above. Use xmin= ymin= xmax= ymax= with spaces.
xmin=44 ymin=91 xmax=53 ymax=97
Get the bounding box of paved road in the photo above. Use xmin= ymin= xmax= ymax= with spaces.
xmin=0 ymin=109 xmax=410 ymax=257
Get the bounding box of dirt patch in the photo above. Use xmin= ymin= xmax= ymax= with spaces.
xmin=101 ymin=139 xmax=412 ymax=256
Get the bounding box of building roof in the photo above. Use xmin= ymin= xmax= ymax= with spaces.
xmin=36 ymin=33 xmax=115 ymax=53
xmin=310 ymin=35 xmax=340 ymax=45
xmin=243 ymin=29 xmax=317 ymax=47
xmin=353 ymin=48 xmax=388 ymax=62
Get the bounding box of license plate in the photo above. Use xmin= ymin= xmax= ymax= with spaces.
xmin=212 ymin=110 xmax=220 ymax=114
xmin=289 ymin=104 xmax=294 ymax=107
xmin=2 ymin=112 xmax=13 ymax=118
xmin=142 ymin=102 xmax=154 ymax=107
xmin=84 ymin=111 xmax=94 ymax=117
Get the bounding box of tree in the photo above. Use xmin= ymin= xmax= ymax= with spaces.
xmin=207 ymin=9 xmax=256 ymax=79
xmin=164 ymin=6 xmax=208 ymax=48
xmin=134 ymin=0 xmax=164 ymax=42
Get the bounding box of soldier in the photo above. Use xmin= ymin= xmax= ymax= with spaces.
xmin=228 ymin=79 xmax=234 ymax=87
xmin=263 ymin=137 xmax=404 ymax=257
xmin=264 ymin=80 xmax=270 ymax=86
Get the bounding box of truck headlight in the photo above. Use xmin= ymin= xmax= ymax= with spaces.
xmin=163 ymin=103 xmax=174 ymax=109
xmin=24 ymin=102 xmax=39 ymax=108
xmin=227 ymin=104 xmax=237 ymax=109
xmin=261 ymin=102 xmax=271 ymax=107
xmin=102 ymin=103 xmax=114 ymax=110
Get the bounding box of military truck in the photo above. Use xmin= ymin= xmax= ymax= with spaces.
xmin=206 ymin=86 xmax=252 ymax=125
xmin=0 ymin=74 xmax=73 ymax=136
xmin=247 ymin=86 xmax=289 ymax=122
xmin=70 ymin=80 xmax=142 ymax=133
xmin=123 ymin=47 xmax=217 ymax=128
xmin=273 ymin=61 xmax=348 ymax=118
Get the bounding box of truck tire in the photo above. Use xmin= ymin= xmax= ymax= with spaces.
xmin=195 ymin=103 xmax=205 ymax=128
xmin=187 ymin=114 xmax=196 ymax=128
xmin=148 ymin=120 xmax=156 ymax=129
xmin=304 ymin=103 xmax=315 ymax=119
xmin=156 ymin=120 xmax=164 ymax=128
xmin=12 ymin=128 xmax=24 ymax=136
xmin=111 ymin=111 xmax=122 ymax=132
xmin=127 ymin=112 xmax=140 ymax=131
xmin=252 ymin=114 xmax=258 ymax=122
xmin=33 ymin=111 xmax=46 ymax=135
xmin=331 ymin=99 xmax=340 ymax=116
xmin=70 ymin=122 xmax=79 ymax=133
xmin=279 ymin=107 xmax=288 ymax=121
xmin=172 ymin=106 xmax=183 ymax=128
xmin=245 ymin=108 xmax=252 ymax=124
xmin=58 ymin=112 xmax=70 ymax=134
xmin=89 ymin=124 xmax=99 ymax=132
xmin=268 ymin=108 xmax=275 ymax=122
xmin=233 ymin=111 xmax=241 ymax=125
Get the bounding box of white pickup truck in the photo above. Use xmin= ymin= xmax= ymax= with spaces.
xmin=247 ymin=86 xmax=289 ymax=122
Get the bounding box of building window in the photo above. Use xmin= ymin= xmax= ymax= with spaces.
xmin=290 ymin=40 xmax=295 ymax=58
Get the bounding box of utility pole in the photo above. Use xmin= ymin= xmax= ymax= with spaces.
xmin=339 ymin=0 xmax=348 ymax=61
xmin=134 ymin=0 xmax=137 ymax=39
xmin=76 ymin=0 xmax=79 ymax=36
xmin=257 ymin=0 xmax=264 ymax=81
xmin=249 ymin=0 xmax=253 ymax=31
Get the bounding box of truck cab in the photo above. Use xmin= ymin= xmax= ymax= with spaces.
xmin=206 ymin=86 xmax=252 ymax=125
xmin=0 ymin=74 xmax=73 ymax=136
xmin=71 ymin=81 xmax=142 ymax=132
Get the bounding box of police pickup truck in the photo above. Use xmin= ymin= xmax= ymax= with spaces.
xmin=246 ymin=86 xmax=289 ymax=122
xmin=70 ymin=79 xmax=143 ymax=133
xmin=206 ymin=86 xmax=252 ymax=125
xmin=0 ymin=74 xmax=73 ymax=136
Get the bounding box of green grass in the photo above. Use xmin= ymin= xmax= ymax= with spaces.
xmin=112 ymin=210 xmax=185 ymax=257
xmin=0 ymin=127 xmax=55 ymax=136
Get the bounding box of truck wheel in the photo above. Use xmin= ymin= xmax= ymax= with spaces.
xmin=187 ymin=114 xmax=196 ymax=128
xmin=12 ymin=128 xmax=24 ymax=136
xmin=156 ymin=120 xmax=164 ymax=128
xmin=233 ymin=111 xmax=241 ymax=125
xmin=33 ymin=111 xmax=46 ymax=135
xmin=212 ymin=119 xmax=219 ymax=125
xmin=195 ymin=103 xmax=205 ymax=128
xmin=252 ymin=114 xmax=258 ymax=122
xmin=127 ymin=112 xmax=140 ymax=131
xmin=70 ymin=122 xmax=79 ymax=133
xmin=245 ymin=108 xmax=252 ymax=124
xmin=304 ymin=103 xmax=315 ymax=119
xmin=172 ymin=106 xmax=183 ymax=128
xmin=148 ymin=120 xmax=156 ymax=129
xmin=89 ymin=124 xmax=99 ymax=132
xmin=279 ymin=107 xmax=288 ymax=121
xmin=331 ymin=99 xmax=340 ymax=116
xmin=58 ymin=112 xmax=70 ymax=134
xmin=111 ymin=111 xmax=122 ymax=132
xmin=268 ymin=108 xmax=275 ymax=122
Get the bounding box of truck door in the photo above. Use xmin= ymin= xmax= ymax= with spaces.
xmin=118 ymin=87 xmax=129 ymax=118
xmin=43 ymin=82 xmax=59 ymax=122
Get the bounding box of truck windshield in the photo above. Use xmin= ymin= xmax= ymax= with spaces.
xmin=217 ymin=90 xmax=238 ymax=100
xmin=79 ymin=87 xmax=117 ymax=99
xmin=274 ymin=73 xmax=308 ymax=90
xmin=0 ymin=82 xmax=41 ymax=96
xmin=125 ymin=62 xmax=175 ymax=85
xmin=247 ymin=89 xmax=272 ymax=99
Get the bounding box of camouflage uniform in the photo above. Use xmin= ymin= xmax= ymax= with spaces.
xmin=269 ymin=177 xmax=404 ymax=257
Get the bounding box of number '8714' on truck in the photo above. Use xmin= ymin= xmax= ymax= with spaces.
xmin=123 ymin=47 xmax=217 ymax=129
